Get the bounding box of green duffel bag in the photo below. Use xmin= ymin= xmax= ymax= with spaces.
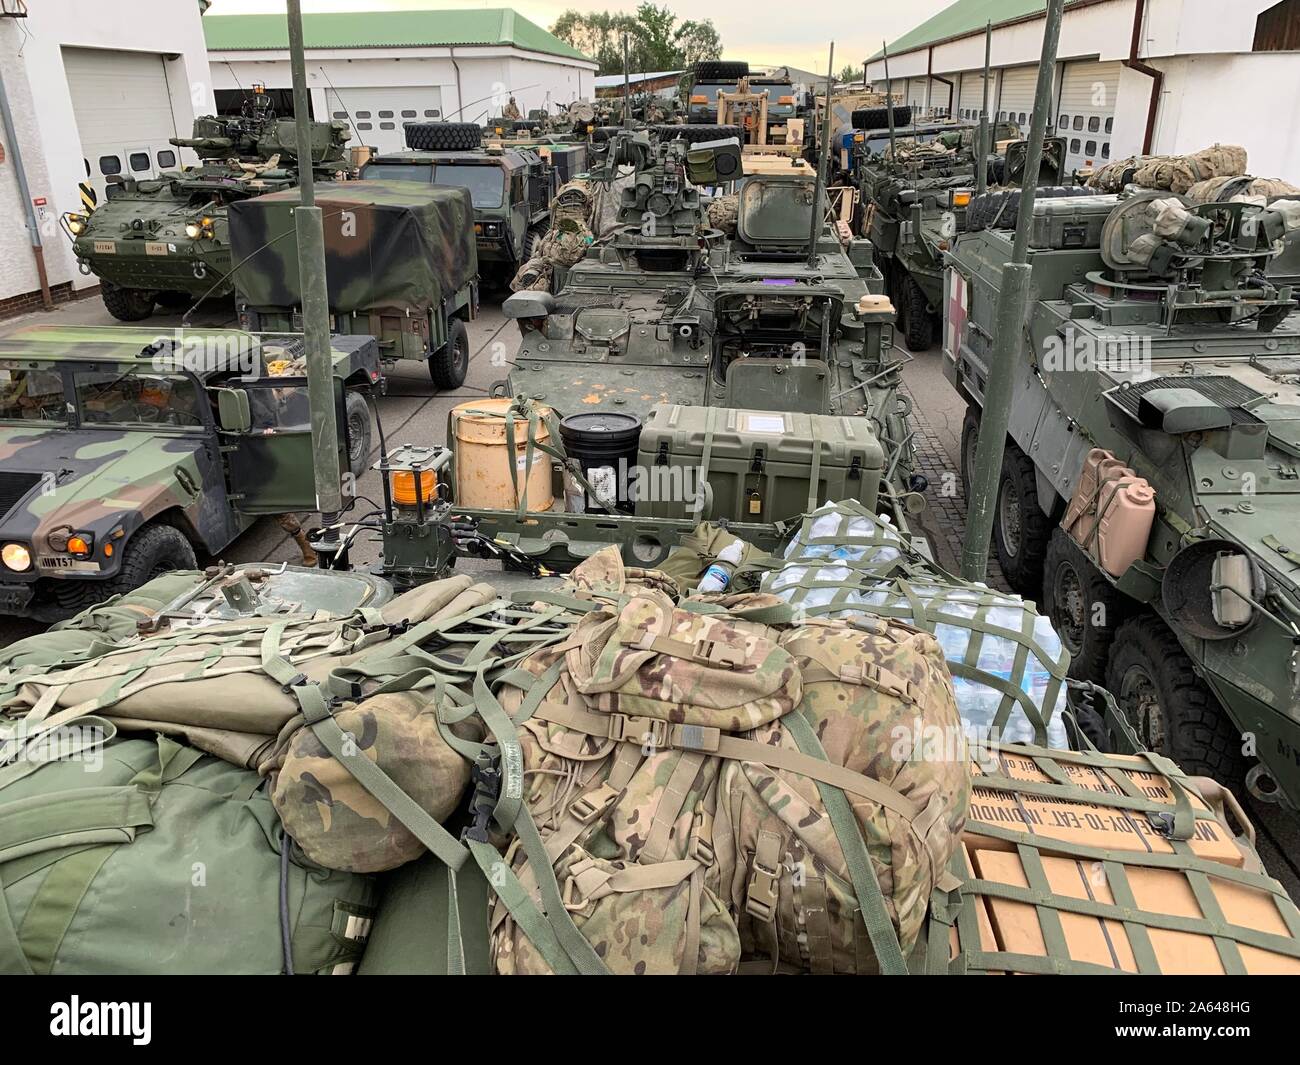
xmin=0 ymin=734 xmax=376 ymax=975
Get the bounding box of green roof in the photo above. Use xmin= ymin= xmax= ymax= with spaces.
xmin=870 ymin=0 xmax=1094 ymax=61
xmin=203 ymin=8 xmax=592 ymax=63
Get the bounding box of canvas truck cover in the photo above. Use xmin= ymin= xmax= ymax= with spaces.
xmin=229 ymin=180 xmax=476 ymax=316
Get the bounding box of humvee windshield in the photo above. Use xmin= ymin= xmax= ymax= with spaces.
xmin=364 ymin=161 xmax=505 ymax=208
xmin=73 ymin=369 xmax=204 ymax=429
xmin=0 ymin=366 xmax=67 ymax=424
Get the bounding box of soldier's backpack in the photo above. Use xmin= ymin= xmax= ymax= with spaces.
xmin=0 ymin=735 xmax=375 ymax=974
xmin=482 ymin=590 xmax=969 ymax=975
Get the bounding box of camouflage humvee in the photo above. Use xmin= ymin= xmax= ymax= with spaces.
xmin=63 ymin=95 xmax=350 ymax=322
xmin=0 ymin=325 xmax=378 ymax=621
xmin=229 ymin=180 xmax=479 ymax=389
xmin=362 ymin=126 xmax=568 ymax=285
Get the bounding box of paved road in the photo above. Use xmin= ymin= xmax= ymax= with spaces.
xmin=2 ymin=291 xmax=1297 ymax=899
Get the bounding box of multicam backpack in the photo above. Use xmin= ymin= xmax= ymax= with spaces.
xmin=483 ymin=590 xmax=969 ymax=975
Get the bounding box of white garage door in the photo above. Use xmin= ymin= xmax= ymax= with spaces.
xmin=957 ymin=70 xmax=990 ymax=121
xmin=905 ymin=78 xmax=929 ymax=116
xmin=327 ymin=87 xmax=445 ymax=154
xmin=996 ymin=65 xmax=1039 ymax=129
xmin=1057 ymin=59 xmax=1121 ymax=173
xmin=64 ymin=47 xmax=180 ymax=198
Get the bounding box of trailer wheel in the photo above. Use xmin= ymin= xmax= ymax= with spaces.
xmin=993 ymin=440 xmax=1051 ymax=598
xmin=344 ymin=390 xmax=373 ymax=480
xmin=1106 ymin=615 xmax=1248 ymax=785
xmin=851 ymin=105 xmax=913 ymax=131
xmin=429 ymin=318 xmax=470 ymax=390
xmin=692 ymin=60 xmax=749 ymax=81
xmin=901 ymin=276 xmax=933 ymax=352
xmin=1043 ymin=527 xmax=1121 ymax=680
xmin=108 ymin=524 xmax=196 ymax=595
xmin=101 ymin=281 xmax=156 ymax=322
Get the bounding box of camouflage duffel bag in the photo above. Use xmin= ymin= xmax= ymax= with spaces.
xmin=0 ymin=734 xmax=375 ymax=974
xmin=480 ymin=590 xmax=969 ymax=975
xmin=1132 ymin=144 xmax=1248 ymax=195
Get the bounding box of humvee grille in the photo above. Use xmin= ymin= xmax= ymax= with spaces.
xmin=0 ymin=472 xmax=42 ymax=521
xmin=1109 ymin=375 xmax=1265 ymax=426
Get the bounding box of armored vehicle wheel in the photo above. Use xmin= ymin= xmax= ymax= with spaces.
xmin=993 ymin=441 xmax=1051 ymax=598
xmin=101 ymin=281 xmax=156 ymax=322
xmin=344 ymin=390 xmax=373 ymax=480
xmin=109 ymin=524 xmax=196 ymax=596
xmin=1106 ymin=615 xmax=1248 ymax=785
xmin=652 ymin=124 xmax=742 ymax=146
xmin=692 ymin=60 xmax=749 ymax=80
xmin=965 ymin=185 xmax=1099 ymax=233
xmin=403 ymin=121 xmax=481 ymax=152
xmin=1043 ymin=528 xmax=1121 ymax=680
xmin=901 ymin=277 xmax=933 ymax=352
xmin=430 ymin=318 xmax=470 ymax=390
xmin=851 ymin=105 xmax=913 ymax=131
xmin=959 ymin=407 xmax=980 ymax=502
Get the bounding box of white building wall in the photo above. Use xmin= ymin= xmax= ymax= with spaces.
xmin=0 ymin=0 xmax=210 ymax=303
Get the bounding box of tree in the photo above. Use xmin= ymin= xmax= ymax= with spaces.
xmin=838 ymin=63 xmax=862 ymax=85
xmin=551 ymin=5 xmax=722 ymax=76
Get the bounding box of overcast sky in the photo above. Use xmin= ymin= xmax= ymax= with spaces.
xmin=205 ymin=0 xmax=955 ymax=72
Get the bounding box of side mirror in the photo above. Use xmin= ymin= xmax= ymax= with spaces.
xmin=216 ymin=388 xmax=252 ymax=433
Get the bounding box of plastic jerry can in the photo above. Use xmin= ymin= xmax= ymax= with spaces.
xmin=1095 ymin=476 xmax=1155 ymax=577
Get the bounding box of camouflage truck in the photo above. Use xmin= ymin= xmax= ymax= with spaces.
xmin=63 ymin=97 xmax=350 ymax=322
xmin=229 ymin=180 xmax=478 ymax=390
xmin=0 ymin=325 xmax=379 ymax=621
xmin=944 ymin=183 xmax=1300 ymax=809
xmin=361 ymin=122 xmax=569 ymax=285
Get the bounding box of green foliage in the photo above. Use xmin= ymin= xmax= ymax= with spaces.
xmin=551 ymin=4 xmax=722 ymax=76
xmin=838 ymin=63 xmax=862 ymax=85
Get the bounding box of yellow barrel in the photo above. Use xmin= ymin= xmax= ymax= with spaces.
xmin=451 ymin=398 xmax=555 ymax=511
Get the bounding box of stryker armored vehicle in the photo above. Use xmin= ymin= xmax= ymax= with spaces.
xmin=686 ymin=59 xmax=750 ymax=124
xmin=0 ymin=325 xmax=377 ymax=620
xmin=857 ymin=125 xmax=1064 ymax=351
xmin=63 ymin=94 xmax=350 ymax=322
xmin=229 ymin=180 xmax=479 ymax=389
xmin=944 ymin=183 xmax=1300 ymax=809
xmin=360 ymin=121 xmax=577 ymax=284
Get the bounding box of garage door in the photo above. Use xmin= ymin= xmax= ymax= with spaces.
xmin=1057 ymin=59 xmax=1121 ymax=174
xmin=957 ymin=70 xmax=990 ymax=121
xmin=64 ymin=47 xmax=180 ymax=198
xmin=327 ymin=87 xmax=445 ymax=154
xmin=996 ymin=65 xmax=1039 ymax=129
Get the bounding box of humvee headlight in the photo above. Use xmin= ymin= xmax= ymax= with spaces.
xmin=1 ymin=544 xmax=31 ymax=572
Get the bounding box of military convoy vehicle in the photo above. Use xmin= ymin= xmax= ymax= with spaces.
xmin=686 ymin=60 xmax=750 ymax=124
xmin=229 ymin=180 xmax=478 ymax=389
xmin=361 ymin=122 xmax=576 ymax=285
xmin=0 ymin=325 xmax=377 ymax=621
xmin=944 ymin=182 xmax=1300 ymax=810
xmin=63 ymin=94 xmax=350 ymax=322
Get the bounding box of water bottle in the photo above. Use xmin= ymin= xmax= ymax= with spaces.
xmin=698 ymin=541 xmax=744 ymax=593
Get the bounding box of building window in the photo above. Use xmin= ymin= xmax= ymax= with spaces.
xmin=1073 ymin=115 xmax=1084 ymax=130
xmin=380 ymin=122 xmax=395 ymax=130
xmin=401 ymin=109 xmax=417 ymax=118
xmin=356 ymin=110 xmax=372 ymax=119
xmin=129 ymin=152 xmax=150 ymax=172
xmin=156 ymin=149 xmax=177 ymax=169
xmin=1087 ymin=116 xmax=1100 ymax=132
xmin=424 ymin=109 xmax=440 ymax=117
xmin=333 ymin=111 xmax=349 ymax=119
xmin=1254 ymin=0 xmax=1300 ymax=51
xmin=356 ymin=122 xmax=372 ymax=131
xmin=99 ymin=155 xmax=122 ymax=176
xmin=1070 ymin=138 xmax=1081 ymax=153
xmin=1059 ymin=113 xmax=1069 ymax=128
xmin=378 ymin=110 xmax=394 ymax=119
xmin=1085 ymin=140 xmax=1097 ymax=156
xmin=1105 ymin=117 xmax=1113 ymax=133
xmin=1101 ymin=142 xmax=1111 ymax=159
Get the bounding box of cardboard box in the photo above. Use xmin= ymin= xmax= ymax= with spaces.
xmin=964 ymin=845 xmax=1300 ymax=975
xmin=966 ymin=748 xmax=1245 ymax=867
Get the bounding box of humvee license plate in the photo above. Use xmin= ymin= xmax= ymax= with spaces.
xmin=93 ymin=240 xmax=116 ymax=254
xmin=144 ymin=242 xmax=169 ymax=256
xmin=37 ymin=556 xmax=100 ymax=573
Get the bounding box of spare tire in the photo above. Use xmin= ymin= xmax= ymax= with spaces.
xmin=692 ymin=60 xmax=749 ymax=81
xmin=652 ymin=123 xmax=742 ymax=146
xmin=403 ymin=121 xmax=481 ymax=151
xmin=852 ymin=105 xmax=913 ymax=131
xmin=965 ymin=185 xmax=1102 ymax=233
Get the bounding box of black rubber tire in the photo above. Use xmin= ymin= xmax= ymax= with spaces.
xmin=901 ymin=276 xmax=933 ymax=353
xmin=591 ymin=125 xmax=623 ymax=143
xmin=344 ymin=389 xmax=372 ymax=480
xmin=107 ymin=523 xmax=196 ymax=596
xmin=1042 ymin=527 xmax=1122 ymax=681
xmin=101 ymin=280 xmax=156 ymax=322
xmin=965 ymin=185 xmax=1100 ymax=232
xmin=960 ymin=406 xmax=980 ymax=503
xmin=993 ymin=440 xmax=1052 ymax=599
xmin=652 ymin=123 xmax=742 ymax=146
xmin=692 ymin=60 xmax=749 ymax=81
xmin=429 ymin=317 xmax=470 ymax=390
xmin=522 ymin=224 xmax=546 ymax=263
xmin=1106 ymin=614 xmax=1249 ymax=786
xmin=851 ymin=105 xmax=913 ymax=131
xmin=403 ymin=121 xmax=481 ymax=151
xmin=155 ymin=290 xmax=193 ymax=310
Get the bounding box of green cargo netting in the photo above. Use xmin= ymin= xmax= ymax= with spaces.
xmin=229 ymin=179 xmax=477 ymax=314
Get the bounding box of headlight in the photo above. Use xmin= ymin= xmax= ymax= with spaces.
xmin=67 ymin=213 xmax=87 ymax=235
xmin=185 ymin=221 xmax=203 ymax=240
xmin=1 ymin=543 xmax=32 ymax=572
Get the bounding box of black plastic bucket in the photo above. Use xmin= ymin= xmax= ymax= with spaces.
xmin=558 ymin=411 xmax=641 ymax=512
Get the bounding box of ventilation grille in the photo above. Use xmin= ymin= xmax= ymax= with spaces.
xmin=0 ymin=472 xmax=42 ymax=520
xmin=1108 ymin=375 xmax=1265 ymax=426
